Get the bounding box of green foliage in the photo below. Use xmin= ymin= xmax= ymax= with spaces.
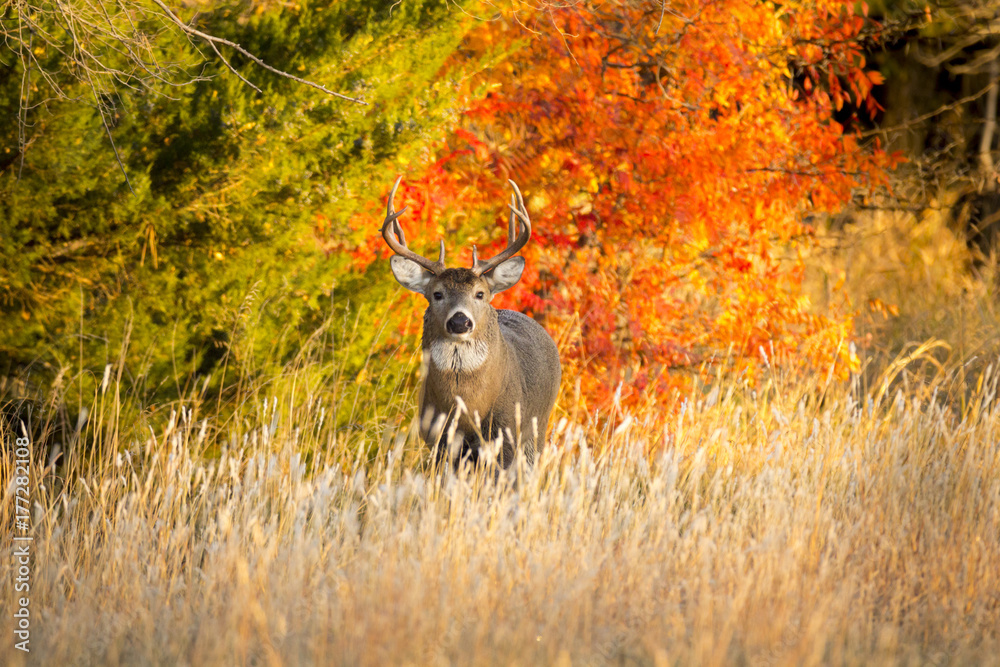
xmin=1 ymin=0 xmax=472 ymax=413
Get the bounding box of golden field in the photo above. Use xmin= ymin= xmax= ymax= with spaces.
xmin=2 ymin=363 xmax=999 ymax=665
xmin=2 ymin=208 xmax=1000 ymax=666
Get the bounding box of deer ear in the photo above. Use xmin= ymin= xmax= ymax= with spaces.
xmin=486 ymin=256 xmax=525 ymax=294
xmin=390 ymin=256 xmax=434 ymax=294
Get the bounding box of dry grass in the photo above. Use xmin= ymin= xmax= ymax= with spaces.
xmin=2 ymin=351 xmax=999 ymax=666
xmin=807 ymin=200 xmax=1000 ymax=405
xmin=3 ymin=195 xmax=1000 ymax=665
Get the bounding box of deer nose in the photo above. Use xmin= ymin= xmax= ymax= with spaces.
xmin=446 ymin=312 xmax=474 ymax=335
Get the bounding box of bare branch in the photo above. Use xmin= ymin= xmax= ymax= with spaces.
xmin=53 ymin=0 xmax=134 ymax=193
xmin=860 ymin=84 xmax=996 ymax=139
xmin=3 ymin=0 xmax=372 ymax=192
xmin=949 ymin=40 xmax=1000 ymax=76
xmin=978 ymin=54 xmax=999 ymax=180
xmin=146 ymin=0 xmax=367 ymax=105
xmin=913 ymin=32 xmax=986 ymax=68
xmin=208 ymin=40 xmax=261 ymax=94
xmin=17 ymin=16 xmax=32 ymax=180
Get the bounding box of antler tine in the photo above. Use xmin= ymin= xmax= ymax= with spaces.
xmin=471 ymin=179 xmax=532 ymax=277
xmin=386 ymin=175 xmax=402 ymax=219
xmin=392 ymin=218 xmax=406 ymax=246
xmin=380 ymin=177 xmax=446 ymax=274
xmin=508 ymin=193 xmax=517 ymax=246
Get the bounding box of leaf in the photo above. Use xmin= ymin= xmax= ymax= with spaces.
xmin=363 ymin=0 xmax=894 ymax=408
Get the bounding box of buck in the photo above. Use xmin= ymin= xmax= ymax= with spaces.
xmin=381 ymin=177 xmax=561 ymax=468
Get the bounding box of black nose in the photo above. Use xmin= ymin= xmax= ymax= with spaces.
xmin=446 ymin=312 xmax=474 ymax=334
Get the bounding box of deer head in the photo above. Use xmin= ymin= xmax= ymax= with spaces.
xmin=381 ymin=177 xmax=531 ymax=347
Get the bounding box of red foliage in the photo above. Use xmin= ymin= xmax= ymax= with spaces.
xmin=343 ymin=0 xmax=901 ymax=411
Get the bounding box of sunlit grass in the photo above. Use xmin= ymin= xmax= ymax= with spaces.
xmin=807 ymin=202 xmax=1000 ymax=406
xmin=2 ymin=346 xmax=998 ymax=665
xmin=2 ymin=200 xmax=999 ymax=664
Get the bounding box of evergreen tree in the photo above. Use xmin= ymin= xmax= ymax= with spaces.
xmin=1 ymin=1 xmax=475 ymax=406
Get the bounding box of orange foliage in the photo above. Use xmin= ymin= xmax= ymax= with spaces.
xmin=346 ymin=0 xmax=900 ymax=411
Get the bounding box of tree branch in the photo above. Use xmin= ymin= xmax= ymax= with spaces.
xmin=147 ymin=0 xmax=367 ymax=105
xmin=53 ymin=0 xmax=134 ymax=193
xmin=860 ymin=84 xmax=995 ymax=139
xmin=978 ymin=51 xmax=998 ymax=183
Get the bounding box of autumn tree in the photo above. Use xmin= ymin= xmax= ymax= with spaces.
xmin=3 ymin=0 xmax=899 ymax=434
xmin=348 ymin=0 xmax=898 ymax=410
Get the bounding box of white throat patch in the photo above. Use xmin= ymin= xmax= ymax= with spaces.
xmin=430 ymin=339 xmax=490 ymax=373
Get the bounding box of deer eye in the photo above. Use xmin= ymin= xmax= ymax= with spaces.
xmin=475 ymin=291 xmax=485 ymax=300
xmin=432 ymin=292 xmax=444 ymax=301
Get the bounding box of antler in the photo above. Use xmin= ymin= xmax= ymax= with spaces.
xmin=471 ymin=180 xmax=531 ymax=277
xmin=381 ymin=176 xmax=446 ymax=274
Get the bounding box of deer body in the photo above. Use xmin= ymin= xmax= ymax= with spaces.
xmin=420 ymin=293 xmax=561 ymax=466
xmin=381 ymin=179 xmax=561 ymax=468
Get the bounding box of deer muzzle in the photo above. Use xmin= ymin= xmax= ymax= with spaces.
xmin=446 ymin=311 xmax=474 ymax=335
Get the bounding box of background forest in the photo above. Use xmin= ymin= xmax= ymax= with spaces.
xmin=2 ymin=0 xmax=1000 ymax=423
xmin=1 ymin=1 xmax=999 ymax=665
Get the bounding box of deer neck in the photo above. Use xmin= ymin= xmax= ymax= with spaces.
xmin=424 ymin=317 xmax=510 ymax=427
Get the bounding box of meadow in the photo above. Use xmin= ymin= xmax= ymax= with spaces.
xmin=2 ymin=209 xmax=999 ymax=666
xmin=4 ymin=1 xmax=1000 ymax=663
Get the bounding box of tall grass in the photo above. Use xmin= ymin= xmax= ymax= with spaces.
xmin=3 ymin=203 xmax=1000 ymax=665
xmin=807 ymin=202 xmax=1000 ymax=406
xmin=2 ymin=346 xmax=998 ymax=665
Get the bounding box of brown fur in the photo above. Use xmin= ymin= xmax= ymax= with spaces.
xmin=415 ymin=269 xmax=561 ymax=468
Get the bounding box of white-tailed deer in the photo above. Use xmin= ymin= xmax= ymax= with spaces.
xmin=381 ymin=177 xmax=561 ymax=468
